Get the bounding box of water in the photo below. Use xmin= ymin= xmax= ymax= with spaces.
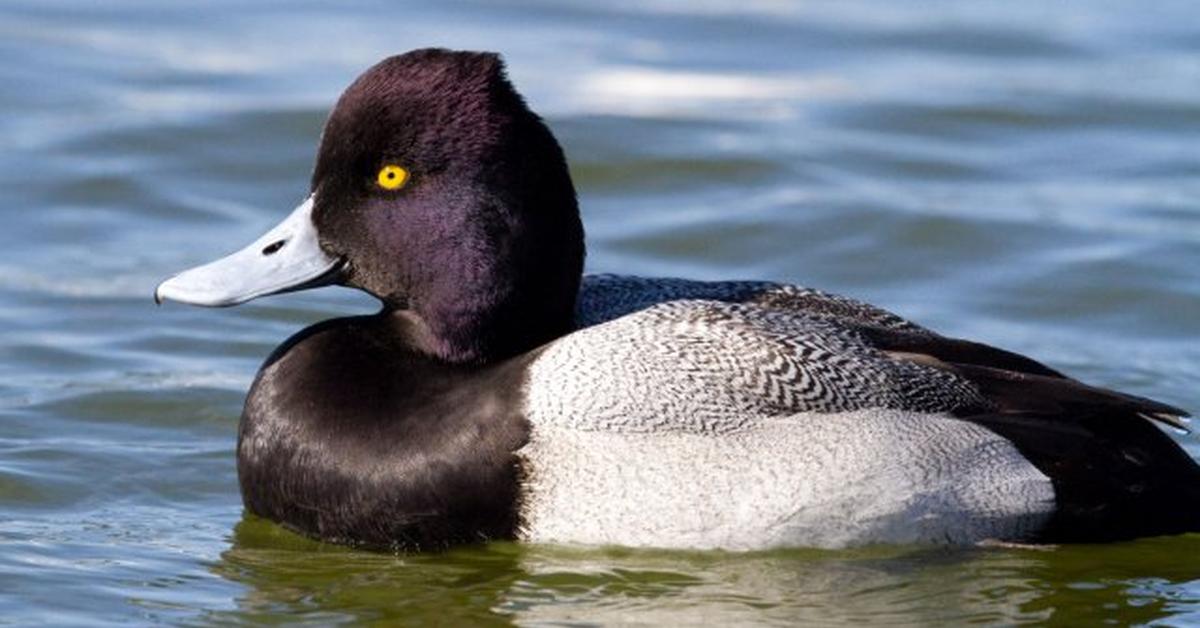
xmin=2 ymin=0 xmax=1199 ymax=624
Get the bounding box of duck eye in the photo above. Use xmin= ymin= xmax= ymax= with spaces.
xmin=376 ymin=164 xmax=409 ymax=191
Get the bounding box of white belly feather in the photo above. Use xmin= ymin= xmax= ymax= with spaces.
xmin=516 ymin=410 xmax=1054 ymax=550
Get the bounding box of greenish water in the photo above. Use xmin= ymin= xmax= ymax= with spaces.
xmin=2 ymin=1 xmax=1199 ymax=624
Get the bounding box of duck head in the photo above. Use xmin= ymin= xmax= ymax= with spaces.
xmin=156 ymin=49 xmax=585 ymax=363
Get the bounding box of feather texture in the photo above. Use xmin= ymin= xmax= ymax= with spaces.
xmin=516 ymin=275 xmax=1199 ymax=548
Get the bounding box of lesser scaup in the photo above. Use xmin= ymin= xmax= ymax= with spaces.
xmin=156 ymin=48 xmax=1200 ymax=551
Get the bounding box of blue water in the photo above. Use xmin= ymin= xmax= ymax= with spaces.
xmin=2 ymin=1 xmax=1199 ymax=624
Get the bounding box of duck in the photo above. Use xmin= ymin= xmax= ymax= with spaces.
xmin=155 ymin=48 xmax=1200 ymax=552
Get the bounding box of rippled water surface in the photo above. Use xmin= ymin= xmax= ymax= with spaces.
xmin=3 ymin=1 xmax=1199 ymax=624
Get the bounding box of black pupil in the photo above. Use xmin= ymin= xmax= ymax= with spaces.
xmin=387 ymin=171 xmax=395 ymax=179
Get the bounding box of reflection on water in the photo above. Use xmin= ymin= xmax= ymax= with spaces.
xmin=2 ymin=0 xmax=1199 ymax=624
xmin=214 ymin=518 xmax=1200 ymax=625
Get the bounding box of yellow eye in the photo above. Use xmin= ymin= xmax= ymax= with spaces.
xmin=376 ymin=164 xmax=409 ymax=190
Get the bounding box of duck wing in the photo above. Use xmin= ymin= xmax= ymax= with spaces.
xmin=568 ymin=274 xmax=1189 ymax=429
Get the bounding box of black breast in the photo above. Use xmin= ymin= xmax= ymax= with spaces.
xmin=237 ymin=314 xmax=532 ymax=550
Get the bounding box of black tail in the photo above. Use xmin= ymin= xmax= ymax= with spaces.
xmin=869 ymin=327 xmax=1200 ymax=542
xmin=949 ymin=363 xmax=1200 ymax=542
xmin=970 ymin=407 xmax=1200 ymax=542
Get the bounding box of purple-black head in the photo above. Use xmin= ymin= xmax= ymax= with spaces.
xmin=156 ymin=49 xmax=585 ymax=363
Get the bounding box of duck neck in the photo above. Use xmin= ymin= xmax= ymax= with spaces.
xmin=396 ymin=256 xmax=583 ymax=365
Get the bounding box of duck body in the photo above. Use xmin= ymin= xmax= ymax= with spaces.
xmin=239 ymin=274 xmax=1198 ymax=550
xmin=156 ymin=48 xmax=1200 ymax=552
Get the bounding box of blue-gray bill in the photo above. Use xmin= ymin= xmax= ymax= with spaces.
xmin=154 ymin=195 xmax=343 ymax=307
